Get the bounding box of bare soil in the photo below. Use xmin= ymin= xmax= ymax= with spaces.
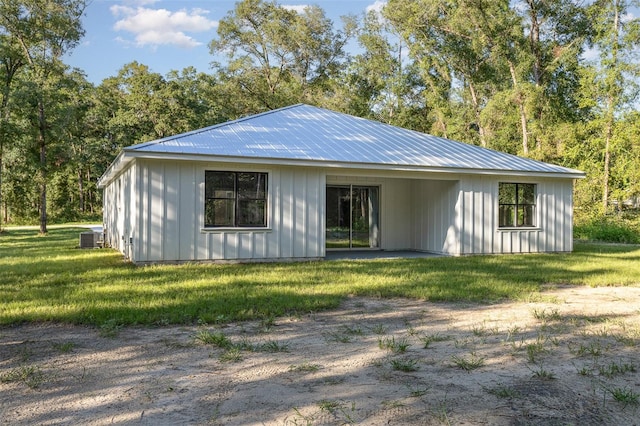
xmin=2 ymin=286 xmax=640 ymax=425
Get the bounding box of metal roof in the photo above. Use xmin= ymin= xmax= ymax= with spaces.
xmin=99 ymin=104 xmax=584 ymax=187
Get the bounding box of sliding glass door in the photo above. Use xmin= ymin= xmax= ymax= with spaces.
xmin=326 ymin=185 xmax=379 ymax=249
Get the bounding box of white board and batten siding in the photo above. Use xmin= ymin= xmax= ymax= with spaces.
xmin=121 ymin=159 xmax=324 ymax=263
xmin=102 ymin=161 xmax=137 ymax=260
xmin=456 ymin=176 xmax=574 ymax=255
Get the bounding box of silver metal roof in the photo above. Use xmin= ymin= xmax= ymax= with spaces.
xmin=99 ymin=104 xmax=584 ymax=187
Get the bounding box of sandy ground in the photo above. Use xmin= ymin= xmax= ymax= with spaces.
xmin=1 ymin=286 xmax=640 ymax=425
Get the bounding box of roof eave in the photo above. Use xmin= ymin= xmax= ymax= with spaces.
xmin=117 ymin=150 xmax=586 ymax=180
xmin=97 ymin=150 xmax=132 ymax=188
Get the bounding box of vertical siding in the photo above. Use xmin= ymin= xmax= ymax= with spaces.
xmin=411 ymin=179 xmax=460 ymax=255
xmin=381 ymin=178 xmax=412 ymax=250
xmin=103 ymin=159 xmax=576 ymax=262
xmin=131 ymin=160 xmax=324 ymax=262
xmin=456 ymin=177 xmax=574 ymax=254
xmin=102 ymin=162 xmax=137 ymax=261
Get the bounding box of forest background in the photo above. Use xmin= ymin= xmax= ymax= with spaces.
xmin=1 ymin=0 xmax=639 ymax=241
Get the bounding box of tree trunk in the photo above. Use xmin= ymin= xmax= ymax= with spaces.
xmin=38 ymin=98 xmax=47 ymax=234
xmin=602 ymin=0 xmax=621 ymax=212
xmin=468 ymin=81 xmax=487 ymax=147
xmin=509 ymin=61 xmax=529 ymax=156
xmin=603 ymin=112 xmax=612 ymax=211
xmin=0 ymin=58 xmax=22 ymax=231
xmin=78 ymin=166 xmax=84 ymax=213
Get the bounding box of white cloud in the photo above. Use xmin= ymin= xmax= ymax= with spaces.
xmin=621 ymin=12 xmax=636 ymax=23
xmin=111 ymin=4 xmax=217 ymax=49
xmin=282 ymin=5 xmax=309 ymax=14
xmin=366 ymin=0 xmax=387 ymax=14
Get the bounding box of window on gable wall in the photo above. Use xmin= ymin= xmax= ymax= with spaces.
xmin=498 ymin=183 xmax=536 ymax=228
xmin=205 ymin=171 xmax=268 ymax=227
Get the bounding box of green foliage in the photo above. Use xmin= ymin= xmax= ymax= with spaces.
xmin=0 ymin=365 xmax=45 ymax=389
xmin=0 ymin=0 xmax=639 ymax=229
xmin=390 ymin=358 xmax=419 ymax=372
xmin=574 ymin=212 xmax=640 ymax=243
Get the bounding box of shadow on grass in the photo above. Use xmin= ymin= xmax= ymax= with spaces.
xmin=1 ymin=228 xmax=640 ymax=326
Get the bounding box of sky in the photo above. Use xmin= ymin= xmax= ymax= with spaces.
xmin=64 ymin=0 xmax=384 ymax=84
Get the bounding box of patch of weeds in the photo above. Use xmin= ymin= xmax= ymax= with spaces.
xmin=0 ymin=365 xmax=46 ymax=389
xmin=598 ymin=361 xmax=636 ymax=378
xmin=371 ymin=324 xmax=388 ymax=335
xmin=576 ymin=365 xmax=593 ymax=376
xmin=421 ymin=333 xmax=450 ymax=349
xmin=289 ymin=363 xmax=321 ymax=373
xmin=154 ymin=317 xmax=170 ymax=326
xmin=471 ymin=322 xmax=489 ymax=337
xmin=52 ymin=342 xmax=75 ymax=353
xmin=451 ymin=352 xmax=486 ymax=371
xmin=609 ymin=387 xmax=640 ymax=406
xmin=532 ymin=308 xmax=561 ymax=322
xmin=520 ymin=293 xmax=561 ymax=304
xmin=326 ymin=331 xmax=353 ymax=343
xmin=407 ymin=385 xmax=429 ymax=397
xmin=233 ymin=338 xmax=256 ymax=352
xmin=613 ymin=334 xmax=637 ymax=347
xmin=218 ymin=347 xmax=242 ymax=363
xmin=382 ymin=399 xmax=405 ymax=409
xmin=99 ymin=319 xmax=123 ymax=338
xmin=530 ymin=364 xmax=556 ymax=380
xmin=195 ymin=330 xmax=232 ymax=348
xmin=533 ymin=309 xmax=562 ymax=322
xmin=403 ymin=320 xmax=418 ymax=336
xmin=322 ymin=376 xmax=346 ymax=385
xmin=16 ymin=345 xmax=33 ymax=362
xmin=318 ymin=399 xmax=356 ymax=424
xmin=317 ymin=399 xmax=344 ymax=414
xmin=434 ymin=398 xmax=452 ymax=424
xmin=509 ymin=338 xmax=526 ymax=354
xmin=289 ymin=407 xmax=315 ymax=426
xmin=391 ymin=358 xmax=419 ymax=372
xmin=454 ymin=337 xmax=474 ymax=349
xmin=569 ymin=341 xmax=603 ymax=358
xmin=259 ymin=340 xmax=289 ymax=353
xmin=505 ymin=325 xmax=521 ymax=342
xmin=487 ymin=384 xmax=521 ymax=399
xmin=340 ymin=324 xmax=364 ymax=336
xmin=259 ymin=315 xmax=276 ymax=333
xmin=525 ymin=335 xmax=549 ymax=363
xmin=378 ymin=336 xmax=411 ymax=353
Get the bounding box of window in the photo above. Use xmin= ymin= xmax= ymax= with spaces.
xmin=498 ymin=183 xmax=536 ymax=228
xmin=205 ymin=171 xmax=267 ymax=227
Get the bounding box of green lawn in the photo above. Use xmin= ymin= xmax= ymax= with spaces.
xmin=1 ymin=227 xmax=639 ymax=327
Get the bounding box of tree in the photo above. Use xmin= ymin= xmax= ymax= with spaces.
xmin=0 ymin=0 xmax=86 ymax=233
xmin=579 ymin=0 xmax=640 ymax=211
xmin=209 ymin=0 xmax=355 ymax=116
xmin=0 ymin=35 xmax=25 ymax=229
xmin=384 ymin=0 xmax=508 ymax=147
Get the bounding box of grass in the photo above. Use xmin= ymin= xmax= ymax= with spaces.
xmin=1 ymin=227 xmax=640 ymax=326
xmin=0 ymin=365 xmax=46 ymax=389
xmin=390 ymin=358 xmax=419 ymax=372
xmin=609 ymin=387 xmax=640 ymax=406
xmin=451 ymin=352 xmax=486 ymax=371
xmin=378 ymin=336 xmax=411 ymax=353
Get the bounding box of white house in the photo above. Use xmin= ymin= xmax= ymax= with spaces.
xmin=97 ymin=104 xmax=585 ymax=264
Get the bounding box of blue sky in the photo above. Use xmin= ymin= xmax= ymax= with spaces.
xmin=65 ymin=0 xmax=384 ymax=84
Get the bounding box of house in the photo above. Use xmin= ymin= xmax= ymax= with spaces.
xmin=97 ymin=104 xmax=585 ymax=264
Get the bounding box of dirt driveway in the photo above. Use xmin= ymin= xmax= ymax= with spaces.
xmin=2 ymin=286 xmax=639 ymax=425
